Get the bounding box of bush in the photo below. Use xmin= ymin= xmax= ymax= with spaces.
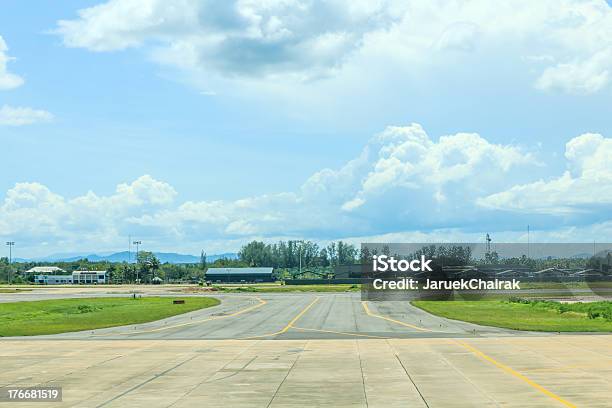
xmin=77 ymin=304 xmax=96 ymax=314
xmin=558 ymin=304 xmax=571 ymax=314
xmin=508 ymin=298 xmax=612 ymax=320
xmin=587 ymin=304 xmax=612 ymax=321
xmin=508 ymin=296 xmax=531 ymax=304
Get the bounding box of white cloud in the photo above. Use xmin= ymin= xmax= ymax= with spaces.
xmin=0 ymin=36 xmax=54 ymax=125
xmin=1 ymin=124 xmax=544 ymax=254
xmin=56 ymin=0 xmax=394 ymax=81
xmin=0 ymin=105 xmax=54 ymax=126
xmin=4 ymin=123 xmax=612 ymax=255
xmin=536 ymin=49 xmax=612 ymax=94
xmin=115 ymin=174 xmax=177 ymax=205
xmin=478 ymin=132 xmax=612 ymax=215
xmin=0 ymin=36 xmax=24 ymax=90
xmin=340 ymin=123 xmax=535 ymax=219
xmin=0 ymin=175 xmax=176 ymax=245
xmin=54 ymin=0 xmax=612 ymax=94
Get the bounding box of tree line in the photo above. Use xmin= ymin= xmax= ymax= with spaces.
xmin=238 ymin=240 xmax=359 ymax=268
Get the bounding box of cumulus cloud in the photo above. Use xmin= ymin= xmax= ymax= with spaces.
xmin=536 ymin=50 xmax=612 ymax=94
xmin=4 ymin=124 xmax=612 ymax=254
xmin=0 ymin=105 xmax=54 ymax=126
xmin=0 ymin=36 xmax=24 ymax=90
xmin=0 ymin=175 xmax=176 ymax=244
xmin=1 ymin=124 xmax=544 ymax=253
xmin=336 ymin=124 xmax=535 ymax=226
xmin=54 ymin=0 xmax=612 ymax=93
xmin=478 ymin=133 xmax=612 ymax=215
xmin=56 ymin=0 xmax=395 ymax=80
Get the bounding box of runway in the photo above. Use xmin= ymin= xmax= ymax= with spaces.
xmin=2 ymin=289 xmax=611 ymax=407
xmin=7 ymin=292 xmax=533 ymax=340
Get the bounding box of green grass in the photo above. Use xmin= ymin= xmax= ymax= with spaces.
xmin=412 ymin=299 xmax=612 ymax=332
xmin=0 ymin=297 xmax=220 ymax=336
xmin=215 ymin=284 xmax=361 ymax=293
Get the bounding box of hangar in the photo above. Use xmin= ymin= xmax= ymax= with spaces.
xmin=206 ymin=267 xmax=274 ymax=283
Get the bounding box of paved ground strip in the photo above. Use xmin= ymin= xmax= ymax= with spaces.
xmin=2 ymin=336 xmax=612 ymax=407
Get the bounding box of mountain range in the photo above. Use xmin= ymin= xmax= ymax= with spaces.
xmin=14 ymin=251 xmax=238 ymax=264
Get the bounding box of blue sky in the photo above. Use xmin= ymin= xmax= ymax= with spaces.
xmin=1 ymin=0 xmax=612 ymax=257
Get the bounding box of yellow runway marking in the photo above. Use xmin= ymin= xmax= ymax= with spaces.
xmin=242 ymin=296 xmax=320 ymax=339
xmin=361 ymin=301 xmax=433 ymax=332
xmin=455 ymin=340 xmax=577 ymax=408
xmin=92 ymin=297 xmax=267 ymax=337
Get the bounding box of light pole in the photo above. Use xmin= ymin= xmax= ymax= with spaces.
xmin=133 ymin=240 xmax=141 ymax=284
xmin=6 ymin=242 xmax=14 ymax=284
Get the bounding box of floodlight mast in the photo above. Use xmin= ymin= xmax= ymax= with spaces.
xmin=5 ymin=241 xmax=14 ymax=284
xmin=133 ymin=240 xmax=142 ymax=284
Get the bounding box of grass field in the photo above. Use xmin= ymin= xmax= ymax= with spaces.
xmin=412 ymin=299 xmax=612 ymax=332
xmin=0 ymin=297 xmax=220 ymax=336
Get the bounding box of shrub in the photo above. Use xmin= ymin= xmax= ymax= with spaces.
xmin=587 ymin=304 xmax=612 ymax=321
xmin=508 ymin=296 xmax=530 ymax=304
xmin=77 ymin=304 xmax=96 ymax=314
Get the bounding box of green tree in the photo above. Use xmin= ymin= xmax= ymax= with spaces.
xmin=200 ymin=251 xmax=207 ymax=269
xmin=137 ymin=251 xmax=161 ymax=283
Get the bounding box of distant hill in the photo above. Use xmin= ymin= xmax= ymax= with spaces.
xmin=16 ymin=251 xmax=238 ymax=264
xmin=569 ymin=253 xmax=591 ymax=259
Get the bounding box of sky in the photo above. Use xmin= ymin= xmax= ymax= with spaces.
xmin=1 ymin=0 xmax=612 ymax=257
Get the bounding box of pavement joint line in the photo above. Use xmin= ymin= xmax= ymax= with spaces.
xmin=386 ymin=339 xmax=430 ymax=408
xmin=95 ymin=354 xmax=200 ymax=408
xmin=37 ymin=354 xmax=126 ymax=389
xmin=69 ymin=342 xmax=171 ymax=406
xmin=166 ymin=339 xmax=262 ymax=407
xmin=241 ymin=296 xmax=320 ymax=339
xmin=291 ymin=325 xmax=389 ymax=339
xmin=435 ymin=344 xmax=502 ymax=407
xmin=204 ymin=355 xmax=258 ymax=383
xmin=91 ymin=297 xmax=267 ymax=337
xmin=504 ymin=337 xmax=612 ymax=386
xmin=454 ymin=339 xmax=577 ymax=408
xmin=356 ymin=338 xmax=369 ymax=407
xmin=361 ymin=301 xmax=434 ymax=332
xmin=265 ymin=340 xmax=306 ymax=408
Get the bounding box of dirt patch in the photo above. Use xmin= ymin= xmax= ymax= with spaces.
xmin=176 ymin=287 xmax=220 ymax=293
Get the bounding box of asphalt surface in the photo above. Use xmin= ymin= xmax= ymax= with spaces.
xmin=1 ymin=291 xmax=539 ymax=339
xmin=2 ymin=288 xmax=611 ymax=407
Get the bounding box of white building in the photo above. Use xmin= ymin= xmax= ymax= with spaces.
xmin=34 ymin=274 xmax=73 ymax=284
xmin=26 ymin=266 xmax=66 ymax=274
xmin=72 ymin=270 xmax=108 ymax=284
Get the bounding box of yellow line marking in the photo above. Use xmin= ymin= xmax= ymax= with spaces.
xmin=291 ymin=325 xmax=388 ymax=339
xmin=92 ymin=297 xmax=267 ymax=337
xmin=455 ymin=340 xmax=577 ymax=408
xmin=242 ymin=297 xmax=320 ymax=339
xmin=361 ymin=301 xmax=433 ymax=332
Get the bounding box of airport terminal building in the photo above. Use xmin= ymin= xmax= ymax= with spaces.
xmin=26 ymin=267 xmax=109 ymax=285
xmin=206 ymin=267 xmax=274 ymax=283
